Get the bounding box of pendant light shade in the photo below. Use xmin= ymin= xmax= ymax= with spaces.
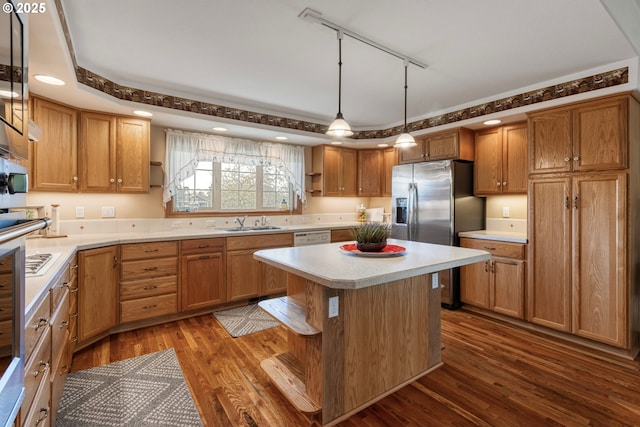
xmin=395 ymin=61 xmax=417 ymax=148
xmin=326 ymin=31 xmax=353 ymax=138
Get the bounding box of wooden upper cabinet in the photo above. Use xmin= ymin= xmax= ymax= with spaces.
xmin=382 ymin=147 xmax=397 ymax=196
xmin=572 ymin=97 xmax=627 ymax=172
xmin=529 ymin=95 xmax=628 ymax=174
xmin=357 ymin=149 xmax=383 ymax=196
xmin=398 ymin=127 xmax=473 ymax=164
xmin=79 ymin=112 xmax=117 ymax=192
xmin=474 ymin=122 xmax=527 ymax=195
xmin=116 ymin=117 xmax=150 ymax=193
xmin=30 ymin=97 xmax=78 ymax=191
xmin=312 ymin=145 xmax=357 ymax=196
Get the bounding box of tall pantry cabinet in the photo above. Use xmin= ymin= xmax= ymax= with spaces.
xmin=527 ymin=94 xmax=639 ymax=353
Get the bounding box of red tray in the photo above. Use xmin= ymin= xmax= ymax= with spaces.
xmin=339 ymin=243 xmax=406 ymax=257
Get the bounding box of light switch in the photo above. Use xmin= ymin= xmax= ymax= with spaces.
xmin=75 ymin=206 xmax=85 ymax=218
xmin=328 ymin=296 xmax=339 ymax=318
xmin=101 ymin=206 xmax=115 ymax=218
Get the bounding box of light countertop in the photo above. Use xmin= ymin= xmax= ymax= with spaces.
xmin=458 ymin=230 xmax=528 ymax=244
xmin=23 ymin=223 xmax=358 ymax=320
xmin=254 ymin=239 xmax=490 ymax=289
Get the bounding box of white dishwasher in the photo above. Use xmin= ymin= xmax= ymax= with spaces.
xmin=293 ymin=230 xmax=331 ymax=246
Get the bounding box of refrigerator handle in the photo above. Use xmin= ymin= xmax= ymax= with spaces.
xmin=407 ymin=183 xmax=417 ymax=241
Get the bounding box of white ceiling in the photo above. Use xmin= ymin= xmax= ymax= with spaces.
xmin=26 ymin=0 xmax=640 ymax=147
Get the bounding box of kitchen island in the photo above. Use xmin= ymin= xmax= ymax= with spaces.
xmin=254 ymin=239 xmax=490 ymax=426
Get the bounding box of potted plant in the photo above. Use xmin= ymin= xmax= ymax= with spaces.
xmin=350 ymin=222 xmax=391 ymax=252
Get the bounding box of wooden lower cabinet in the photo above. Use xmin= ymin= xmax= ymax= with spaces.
xmin=226 ymin=233 xmax=292 ymax=301
xmin=181 ymin=238 xmax=225 ymax=311
xmin=460 ymin=238 xmax=526 ymax=319
xmin=528 ymin=172 xmax=628 ymax=347
xmin=78 ymin=246 xmax=118 ymax=343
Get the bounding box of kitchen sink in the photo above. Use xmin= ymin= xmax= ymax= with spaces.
xmin=221 ymin=226 xmax=283 ymax=232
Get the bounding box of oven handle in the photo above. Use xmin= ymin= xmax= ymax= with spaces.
xmin=0 ymin=218 xmax=51 ymax=245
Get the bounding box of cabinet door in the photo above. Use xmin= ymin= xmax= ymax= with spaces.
xmin=527 ymin=177 xmax=572 ymax=332
xmin=397 ymin=140 xmax=425 ymax=164
xmin=226 ymin=250 xmax=260 ymax=301
xmin=340 ymin=147 xmax=357 ymax=196
xmin=502 ymin=123 xmax=528 ymax=193
xmin=78 ymin=246 xmax=118 ymax=342
xmin=116 ymin=117 xmax=150 ymax=193
xmin=382 ymin=147 xmax=397 ymax=196
xmin=261 ymin=264 xmax=287 ymax=296
xmin=474 ymin=127 xmax=502 ymax=195
xmin=528 ymin=109 xmax=572 ymax=174
xmin=357 ymin=149 xmax=383 ymax=196
xmin=572 ymin=98 xmax=627 ymax=172
xmin=181 ymin=252 xmax=225 ymax=311
xmin=491 ymin=258 xmax=525 ymax=319
xmin=322 ymin=146 xmax=342 ymax=196
xmin=31 ymin=97 xmax=78 ymax=191
xmin=460 ymin=259 xmax=490 ymax=309
xmin=427 ymin=132 xmax=458 ymax=160
xmin=572 ymin=173 xmax=627 ymax=347
xmin=79 ymin=112 xmax=116 ymax=192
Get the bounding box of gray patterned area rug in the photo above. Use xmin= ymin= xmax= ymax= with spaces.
xmin=213 ymin=303 xmax=280 ymax=338
xmin=55 ymin=348 xmax=203 ymax=426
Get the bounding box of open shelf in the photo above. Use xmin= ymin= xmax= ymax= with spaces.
xmin=258 ymin=297 xmax=320 ymax=336
xmin=260 ymin=353 xmax=321 ymax=414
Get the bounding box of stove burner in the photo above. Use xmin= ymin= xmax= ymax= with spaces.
xmin=25 ymin=253 xmax=60 ymax=276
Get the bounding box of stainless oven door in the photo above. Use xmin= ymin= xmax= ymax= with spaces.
xmin=0 ymin=218 xmax=49 ymax=427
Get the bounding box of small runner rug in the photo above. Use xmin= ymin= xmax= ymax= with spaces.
xmin=55 ymin=348 xmax=203 ymax=427
xmin=213 ymin=303 xmax=280 ymax=338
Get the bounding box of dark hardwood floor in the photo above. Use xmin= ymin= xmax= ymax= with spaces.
xmin=70 ymin=309 xmax=640 ymax=426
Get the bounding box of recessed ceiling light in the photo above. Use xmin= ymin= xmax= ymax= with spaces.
xmin=34 ymin=75 xmax=66 ymax=86
xmin=330 ymin=141 xmax=343 ymax=145
xmin=0 ymin=90 xmax=19 ymax=98
xmin=213 ymin=127 xmax=228 ymax=132
xmin=483 ymin=119 xmax=501 ymax=125
xmin=133 ymin=110 xmax=153 ymax=117
xmin=275 ymin=136 xmax=288 ymax=140
xmin=377 ymin=143 xmax=389 ymax=148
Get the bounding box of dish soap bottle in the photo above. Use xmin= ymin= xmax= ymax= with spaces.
xmin=280 ymin=199 xmax=288 ymax=211
xmin=357 ymin=204 xmax=367 ymax=222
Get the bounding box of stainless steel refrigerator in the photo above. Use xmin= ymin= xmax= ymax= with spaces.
xmin=391 ymin=160 xmax=485 ymax=308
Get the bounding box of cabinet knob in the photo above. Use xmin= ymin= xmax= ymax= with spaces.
xmin=72 ymin=176 xmax=78 ymax=182
xmin=110 ymin=178 xmax=115 ymax=183
xmin=497 ymin=182 xmax=501 ymax=187
xmin=502 ymin=181 xmax=507 ymax=186
xmin=564 ymin=157 xmax=571 ymax=162
xmin=573 ymin=156 xmax=580 ymax=161
xmin=117 ymin=178 xmax=123 ymax=184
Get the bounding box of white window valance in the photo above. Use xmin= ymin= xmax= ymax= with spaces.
xmin=163 ymin=128 xmax=306 ymax=208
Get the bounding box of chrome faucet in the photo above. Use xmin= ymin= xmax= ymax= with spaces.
xmin=261 ymin=215 xmax=268 ymax=226
xmin=235 ymin=215 xmax=248 ymax=229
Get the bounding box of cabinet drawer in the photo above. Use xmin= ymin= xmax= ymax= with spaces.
xmin=51 ymin=263 xmax=71 ymax=311
xmin=24 ymin=326 xmax=51 ymax=418
xmin=121 ymin=241 xmax=178 ymax=260
xmin=50 ymin=290 xmax=70 ymax=372
xmin=25 ymin=293 xmax=51 ymax=361
xmin=22 ymin=373 xmax=51 ymax=427
xmin=121 ymin=257 xmax=177 ymax=281
xmin=460 ymin=238 xmax=526 ymax=260
xmin=120 ymin=276 xmax=177 ymax=301
xmin=0 ymin=319 xmax=11 ymax=347
xmin=0 ymin=274 xmax=12 ymax=297
xmin=226 ymin=233 xmax=293 ymax=250
xmin=120 ymin=293 xmax=177 ymax=323
xmin=331 ymin=229 xmax=353 ymax=243
xmin=0 ymin=296 xmax=11 ymax=320
xmin=181 ymin=238 xmax=225 ymax=255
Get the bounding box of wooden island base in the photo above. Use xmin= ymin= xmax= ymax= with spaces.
xmin=259 ymin=271 xmax=442 ymax=426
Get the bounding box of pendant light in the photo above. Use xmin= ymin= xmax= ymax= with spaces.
xmin=326 ymin=31 xmax=353 ymax=138
xmin=395 ymin=60 xmax=417 ymax=148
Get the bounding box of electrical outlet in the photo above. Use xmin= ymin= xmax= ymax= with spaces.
xmin=171 ymin=220 xmax=184 ymax=228
xmin=328 ymin=296 xmax=339 ymax=318
xmin=75 ymin=206 xmax=85 ymax=218
xmin=206 ymin=220 xmax=216 ymax=228
xmin=502 ymin=207 xmax=510 ymax=218
xmin=432 ymin=272 xmax=439 ymax=289
xmin=101 ymin=206 xmax=115 ymax=218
